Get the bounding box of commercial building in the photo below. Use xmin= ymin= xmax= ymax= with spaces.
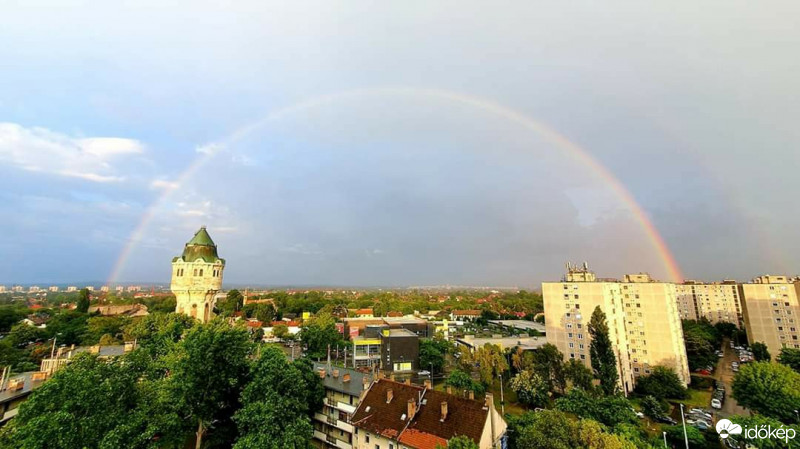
xmin=487 ymin=320 xmax=546 ymax=335
xmin=739 ymin=275 xmax=800 ymax=357
xmin=676 ymin=280 xmax=742 ymax=326
xmin=455 ymin=335 xmax=547 ymax=353
xmin=380 ymin=329 xmax=420 ymax=373
xmin=171 ymin=226 xmax=225 ymax=323
xmin=343 ymin=316 xmax=433 ymax=340
xmin=542 ymin=263 xmax=690 ymax=394
xmin=351 ymin=378 xmax=506 ymax=449
xmin=312 ymin=363 xmax=372 ymax=449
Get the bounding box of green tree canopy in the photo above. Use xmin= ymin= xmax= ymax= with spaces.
xmin=509 ymin=369 xmax=549 ymax=408
xmin=506 ymin=409 xmax=637 ymax=449
xmin=554 ymin=388 xmax=637 ymax=428
xmin=778 ymin=347 xmax=800 ymax=373
xmin=732 ymin=361 xmax=800 ymax=422
xmin=588 ymin=306 xmax=618 ymax=395
xmin=76 ymin=288 xmax=91 ymax=313
xmin=564 ymin=359 xmax=594 ymax=391
xmin=169 ymin=319 xmax=252 ymax=448
xmin=530 ymin=343 xmax=566 ymax=394
xmin=633 ymin=366 xmax=688 ymax=400
xmin=751 ymin=342 xmax=771 ymax=362
xmin=233 ymin=347 xmax=319 ymax=449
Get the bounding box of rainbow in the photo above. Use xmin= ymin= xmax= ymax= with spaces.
xmin=107 ymin=87 xmax=684 ymax=284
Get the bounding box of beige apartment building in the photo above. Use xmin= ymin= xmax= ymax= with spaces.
xmin=676 ymin=280 xmax=742 ymax=326
xmin=739 ymin=275 xmax=800 ymax=358
xmin=543 ymin=264 xmax=690 ymax=394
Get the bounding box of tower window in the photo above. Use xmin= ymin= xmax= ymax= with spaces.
xmin=193 ymin=269 xmax=198 ymax=276
xmin=199 ymin=269 xmax=204 ymax=277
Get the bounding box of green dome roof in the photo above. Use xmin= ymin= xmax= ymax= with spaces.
xmin=176 ymin=226 xmax=225 ymax=264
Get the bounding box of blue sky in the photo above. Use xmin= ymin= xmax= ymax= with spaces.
xmin=1 ymin=1 xmax=799 ymax=286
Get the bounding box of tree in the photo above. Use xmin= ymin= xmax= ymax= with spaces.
xmin=446 ymin=370 xmax=484 ymax=395
xmin=779 ymin=347 xmax=800 ymax=373
xmin=0 ymin=308 xmax=25 ymax=333
xmin=509 ymin=370 xmax=549 ymax=408
xmin=218 ymin=289 xmax=244 ymax=317
xmin=4 ymin=352 xmax=186 ymax=449
xmin=554 ymin=388 xmax=637 ymax=428
xmin=751 ymin=342 xmax=771 ymax=362
xmin=420 ymin=337 xmax=449 ymax=375
xmin=441 ymin=435 xmax=479 ymax=449
xmin=664 ymin=425 xmax=705 ymax=447
xmin=634 ymin=366 xmax=688 ymax=400
xmin=588 ymin=306 xmax=618 ymax=395
xmin=298 ymin=311 xmax=342 ymax=360
xmin=640 ymin=395 xmax=667 ymax=420
xmin=76 ymin=288 xmax=90 ymax=313
xmin=564 ymin=359 xmax=594 ymax=391
xmin=124 ymin=313 xmax=195 ymax=361
xmin=474 ymin=344 xmax=508 ymax=385
xmin=242 ymin=303 xmax=275 ymax=324
xmin=272 ymin=324 xmax=290 ymax=341
xmin=507 ymin=410 xmax=637 ymax=449
xmin=530 ymin=343 xmax=566 ymax=394
xmin=83 ymin=316 xmax=130 ymax=345
xmin=682 ymin=319 xmax=720 ymax=371
xmin=169 ymin=319 xmax=252 ymax=449
xmin=233 ymin=346 xmax=319 ymax=448
xmin=729 ymin=415 xmax=800 ymax=449
xmin=7 ymin=323 xmax=43 ymax=348
xmin=45 ymin=311 xmax=89 ymax=346
xmin=732 ymin=361 xmax=800 ymax=422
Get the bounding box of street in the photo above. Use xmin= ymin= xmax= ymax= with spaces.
xmin=715 ymin=338 xmax=749 ymax=418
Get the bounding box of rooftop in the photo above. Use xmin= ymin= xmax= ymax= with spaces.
xmin=313 ymin=362 xmax=372 ymax=397
xmin=174 ymin=226 xmax=225 ymax=264
xmin=351 ymin=379 xmax=489 ymax=449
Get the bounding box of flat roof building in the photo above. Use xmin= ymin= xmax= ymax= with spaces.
xmin=543 ymin=263 xmax=690 ymax=394
xmin=739 ymin=275 xmax=800 ymax=358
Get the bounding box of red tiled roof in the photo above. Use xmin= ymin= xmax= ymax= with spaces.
xmin=398 ymin=429 xmax=447 ymax=449
xmin=356 ymin=308 xmax=374 ymax=315
xmin=246 ymin=320 xmax=263 ymax=328
xmin=270 ymin=321 xmax=300 ymax=327
xmin=387 ymin=311 xmax=404 ymax=317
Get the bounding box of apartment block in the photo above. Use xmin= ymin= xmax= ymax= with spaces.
xmin=543 ymin=264 xmax=689 ymax=394
xmin=312 ymin=363 xmax=371 ymax=449
xmin=739 ymin=275 xmax=800 ymax=358
xmin=676 ymin=280 xmax=742 ymax=326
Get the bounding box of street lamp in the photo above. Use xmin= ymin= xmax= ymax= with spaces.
xmin=795 ymin=409 xmax=799 ymax=423
xmin=662 ymin=431 xmax=667 ymax=448
xmin=498 ymin=371 xmax=505 ymax=415
xmin=679 ymin=403 xmax=689 ymax=449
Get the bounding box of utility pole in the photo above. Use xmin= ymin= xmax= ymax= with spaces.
xmin=498 ymin=371 xmax=505 ymax=415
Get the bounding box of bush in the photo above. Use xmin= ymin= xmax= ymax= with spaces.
xmin=634 ymin=366 xmax=688 ymax=400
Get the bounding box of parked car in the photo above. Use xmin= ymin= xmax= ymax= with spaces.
xmin=711 ymin=398 xmax=723 ymax=409
xmin=656 ymin=416 xmax=678 ymax=425
xmin=418 ymin=370 xmax=430 ymax=377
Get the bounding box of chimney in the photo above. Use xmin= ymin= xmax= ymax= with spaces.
xmin=424 ymin=379 xmax=432 ymax=389
xmin=333 ymin=369 xmax=340 ymax=378
xmin=318 ymin=369 xmax=326 ymax=379
xmin=377 ymin=371 xmax=385 ymax=380
xmin=386 ymin=388 xmax=394 ymax=403
xmin=343 ymin=373 xmax=351 ymax=383
xmin=404 ymin=378 xmax=411 ymax=385
xmin=390 ymin=374 xmax=395 ymax=381
xmin=446 ymin=386 xmax=452 ymax=395
xmin=484 ymin=393 xmax=494 ymax=409
xmin=440 ymin=401 xmax=448 ymax=421
xmin=363 ymin=378 xmax=370 ymax=391
xmin=468 ymin=390 xmax=475 ymax=400
xmin=407 ymin=399 xmax=416 ymax=420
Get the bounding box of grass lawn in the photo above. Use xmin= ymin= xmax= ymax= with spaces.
xmin=675 ymin=388 xmax=712 ymax=409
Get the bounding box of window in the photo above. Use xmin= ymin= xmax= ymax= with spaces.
xmin=575 ymin=304 xmax=580 ymax=309
xmin=199 ymin=269 xmax=203 ymax=276
xmin=193 ymin=269 xmax=198 ymax=276
xmin=569 ymin=342 xmax=574 ymax=348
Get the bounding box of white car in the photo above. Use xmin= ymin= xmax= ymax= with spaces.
xmin=711 ymin=398 xmax=722 ymax=409
xmin=418 ymin=370 xmax=431 ymax=377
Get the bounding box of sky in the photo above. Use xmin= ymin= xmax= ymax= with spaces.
xmin=1 ymin=1 xmax=799 ymax=287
